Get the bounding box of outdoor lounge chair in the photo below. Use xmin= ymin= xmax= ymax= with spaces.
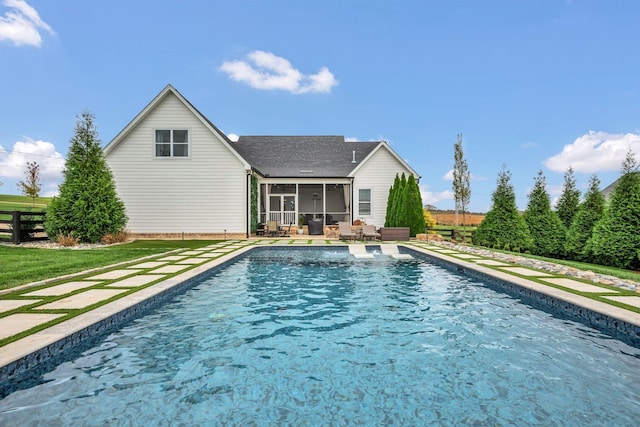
xmin=362 ymin=224 xmax=381 ymax=241
xmin=267 ymin=220 xmax=280 ymax=237
xmin=338 ymin=222 xmax=358 ymax=241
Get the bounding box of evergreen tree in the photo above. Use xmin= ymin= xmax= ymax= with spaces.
xmin=564 ymin=175 xmax=605 ymax=262
xmin=474 ymin=166 xmax=532 ymax=251
xmin=392 ymin=173 xmax=407 ymax=227
xmin=523 ymin=170 xmax=566 ymax=257
xmin=385 ymin=174 xmax=401 ymax=227
xmin=555 ymin=167 xmax=581 ymax=229
xmin=405 ymin=174 xmax=426 ymax=236
xmin=46 ymin=111 xmax=127 ymax=243
xmin=586 ymin=149 xmax=640 ymax=269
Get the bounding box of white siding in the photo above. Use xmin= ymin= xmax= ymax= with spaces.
xmin=352 ymin=147 xmax=416 ymax=227
xmin=105 ymin=93 xmax=247 ymax=234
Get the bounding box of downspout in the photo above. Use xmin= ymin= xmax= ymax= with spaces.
xmin=246 ymin=170 xmax=251 ymax=239
xmin=349 ymin=177 xmax=354 ymax=225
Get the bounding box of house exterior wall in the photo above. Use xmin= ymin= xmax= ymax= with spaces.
xmin=105 ymin=93 xmax=248 ymax=234
xmin=352 ymin=146 xmax=416 ymax=227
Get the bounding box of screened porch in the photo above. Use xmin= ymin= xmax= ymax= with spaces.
xmin=259 ymin=182 xmax=352 ymax=227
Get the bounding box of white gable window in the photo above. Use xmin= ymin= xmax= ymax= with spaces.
xmin=155 ymin=129 xmax=189 ymax=157
xmin=358 ymin=188 xmax=371 ymax=216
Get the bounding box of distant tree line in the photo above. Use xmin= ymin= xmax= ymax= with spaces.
xmin=474 ymin=149 xmax=640 ymax=270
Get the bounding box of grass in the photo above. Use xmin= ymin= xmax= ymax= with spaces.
xmin=509 ymin=251 xmax=640 ymax=283
xmin=0 ymin=240 xmax=223 ymax=290
xmin=0 ymin=194 xmax=51 ymax=212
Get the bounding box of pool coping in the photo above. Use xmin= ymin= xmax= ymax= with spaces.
xmin=2 ymin=241 xmax=640 ymax=385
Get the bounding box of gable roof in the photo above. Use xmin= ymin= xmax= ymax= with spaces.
xmin=233 ymin=136 xmax=385 ymax=177
xmin=104 ymin=84 xmax=419 ymax=180
xmin=103 ymin=84 xmax=250 ymax=169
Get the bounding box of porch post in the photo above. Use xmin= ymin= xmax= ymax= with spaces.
xmin=322 ymin=183 xmax=326 ymax=225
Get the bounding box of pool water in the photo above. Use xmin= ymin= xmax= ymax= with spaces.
xmin=1 ymin=248 xmax=640 ymax=426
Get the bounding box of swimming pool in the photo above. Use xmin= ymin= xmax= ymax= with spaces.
xmin=1 ymin=247 xmax=639 ymax=425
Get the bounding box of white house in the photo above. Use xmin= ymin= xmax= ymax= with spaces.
xmin=104 ymin=85 xmax=419 ymax=238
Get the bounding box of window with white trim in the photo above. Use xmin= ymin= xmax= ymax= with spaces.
xmin=358 ymin=188 xmax=371 ymax=216
xmin=155 ymin=129 xmax=189 ymax=157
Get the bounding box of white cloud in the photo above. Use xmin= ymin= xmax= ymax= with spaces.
xmin=544 ymin=131 xmax=640 ymax=173
xmin=227 ymin=133 xmax=239 ymax=142
xmin=0 ymin=0 xmax=54 ymax=47
xmin=522 ymin=141 xmax=538 ymax=149
xmin=345 ymin=137 xmax=359 ymax=142
xmin=0 ymin=138 xmax=64 ymax=181
xmin=420 ymin=184 xmax=453 ymax=206
xmin=220 ymin=50 xmax=337 ymax=94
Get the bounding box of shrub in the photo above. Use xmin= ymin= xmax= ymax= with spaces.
xmin=523 ymin=171 xmax=566 ymax=258
xmin=586 ymin=150 xmax=640 ymax=269
xmin=46 ymin=111 xmax=127 ymax=243
xmin=474 ymin=167 xmax=532 ymax=251
xmin=57 ymin=233 xmax=79 ymax=247
xmin=564 ymin=175 xmax=605 ymax=262
xmin=101 ymin=229 xmax=131 ymax=245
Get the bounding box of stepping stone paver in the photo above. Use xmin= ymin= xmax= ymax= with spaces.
xmin=452 ymin=253 xmax=479 ymax=259
xmin=0 ymin=313 xmax=66 ymax=340
xmin=106 ymin=274 xmax=166 ymax=288
xmin=176 ymin=258 xmax=207 ymax=265
xmin=34 ymin=289 xmax=129 ymax=310
xmin=126 ymin=261 xmax=167 ymax=269
xmin=180 ymin=251 xmax=205 ymax=256
xmin=87 ymin=270 xmax=142 ymax=280
xmin=149 ymin=265 xmax=192 ymax=274
xmin=24 ymin=281 xmax=102 ymax=297
xmin=195 ymin=253 xmax=220 ymax=258
xmin=432 ymin=249 xmax=459 ymax=254
xmin=473 ymin=259 xmax=510 ymax=266
xmin=540 ymin=278 xmax=619 ymax=293
xmin=157 ymin=255 xmax=188 ymax=261
xmin=498 ymin=267 xmax=553 ymax=277
xmin=0 ymin=299 xmax=41 ymax=313
xmin=603 ymin=296 xmax=640 ymax=308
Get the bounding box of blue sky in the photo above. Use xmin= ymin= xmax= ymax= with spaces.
xmin=1 ymin=0 xmax=639 ymax=212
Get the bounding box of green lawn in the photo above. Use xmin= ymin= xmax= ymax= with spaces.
xmin=0 ymin=240 xmax=223 ymax=290
xmin=0 ymin=194 xmax=51 ymax=212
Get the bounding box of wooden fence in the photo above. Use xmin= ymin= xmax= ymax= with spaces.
xmin=427 ymin=228 xmax=474 ymax=242
xmin=0 ymin=210 xmax=48 ymax=244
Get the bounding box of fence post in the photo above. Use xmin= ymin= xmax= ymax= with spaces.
xmin=12 ymin=211 xmax=21 ymax=245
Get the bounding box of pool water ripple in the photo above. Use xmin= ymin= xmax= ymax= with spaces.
xmin=1 ymin=248 xmax=639 ymax=425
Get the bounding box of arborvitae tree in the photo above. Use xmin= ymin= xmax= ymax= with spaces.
xmin=404 ymin=174 xmax=426 ymax=236
xmin=452 ymin=133 xmax=471 ymax=228
xmin=564 ymin=175 xmax=605 ymax=262
xmin=523 ymin=170 xmax=566 ymax=257
xmin=392 ymin=173 xmax=407 ymax=227
xmin=46 ymin=111 xmax=127 ymax=243
xmin=555 ymin=167 xmax=581 ymax=229
xmin=17 ymin=161 xmax=42 ymax=206
xmin=474 ymin=166 xmax=532 ymax=252
xmin=586 ymin=149 xmax=640 ymax=269
xmin=385 ymin=174 xmax=401 ymax=227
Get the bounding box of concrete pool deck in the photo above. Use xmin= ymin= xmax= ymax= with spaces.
xmin=2 ymin=238 xmax=640 ymax=381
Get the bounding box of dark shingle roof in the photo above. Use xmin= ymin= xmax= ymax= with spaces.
xmin=232 ymin=136 xmax=380 ymax=177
